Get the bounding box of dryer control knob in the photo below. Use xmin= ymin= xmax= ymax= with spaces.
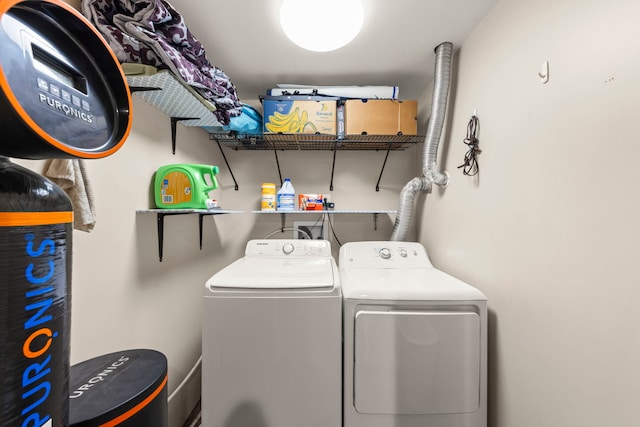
xmin=282 ymin=243 xmax=295 ymax=255
xmin=379 ymin=248 xmax=391 ymax=259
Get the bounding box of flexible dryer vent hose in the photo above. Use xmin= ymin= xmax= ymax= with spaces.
xmin=390 ymin=42 xmax=453 ymax=242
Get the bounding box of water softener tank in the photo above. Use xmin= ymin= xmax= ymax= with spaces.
xmin=0 ymin=0 xmax=132 ymax=425
xmin=0 ymin=156 xmax=73 ymax=426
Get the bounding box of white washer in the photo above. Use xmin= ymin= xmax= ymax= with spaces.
xmin=202 ymin=239 xmax=342 ymax=427
xmin=339 ymin=241 xmax=487 ymax=427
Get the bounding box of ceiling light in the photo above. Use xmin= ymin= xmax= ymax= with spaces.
xmin=280 ymin=0 xmax=364 ymax=52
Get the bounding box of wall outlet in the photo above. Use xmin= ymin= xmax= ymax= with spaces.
xmin=293 ymin=220 xmax=328 ymax=240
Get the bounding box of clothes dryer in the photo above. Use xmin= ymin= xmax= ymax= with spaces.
xmin=339 ymin=241 xmax=487 ymax=427
xmin=202 ymin=239 xmax=341 ymax=427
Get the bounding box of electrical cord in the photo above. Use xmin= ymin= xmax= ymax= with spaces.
xmin=327 ymin=213 xmax=342 ymax=247
xmin=168 ymin=355 xmax=202 ymax=403
xmin=263 ymin=227 xmax=312 ymax=240
xmin=457 ymin=115 xmax=481 ymax=176
xmin=311 ymin=213 xmax=324 ymax=229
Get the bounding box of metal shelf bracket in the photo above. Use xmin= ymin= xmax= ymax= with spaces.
xmin=329 ymin=140 xmax=339 ymax=191
xmin=213 ymin=138 xmax=239 ymax=190
xmin=155 ymin=210 xmax=229 ymax=261
xmin=170 ymin=116 xmax=199 ymax=154
xmin=156 ymin=212 xmax=185 ymax=262
xmin=376 ymin=142 xmax=394 ymax=191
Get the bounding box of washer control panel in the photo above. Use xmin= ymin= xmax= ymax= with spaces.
xmin=378 ymin=248 xmax=392 ymax=259
xmin=339 ymin=241 xmax=432 ymax=268
xmin=245 ymin=239 xmax=332 ymax=257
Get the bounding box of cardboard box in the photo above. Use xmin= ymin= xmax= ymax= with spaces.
xmin=344 ymin=99 xmax=418 ymax=136
xmin=298 ymin=194 xmax=324 ymax=210
xmin=263 ymin=96 xmax=337 ymax=134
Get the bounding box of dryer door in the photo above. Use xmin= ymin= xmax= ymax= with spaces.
xmin=354 ymin=310 xmax=481 ymax=415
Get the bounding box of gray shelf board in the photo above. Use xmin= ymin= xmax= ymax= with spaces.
xmin=136 ymin=209 xmax=244 ymax=214
xmin=251 ymin=210 xmax=396 ymax=214
xmin=127 ymin=71 xmax=222 ymax=127
xmin=137 ymin=209 xmax=394 ymax=214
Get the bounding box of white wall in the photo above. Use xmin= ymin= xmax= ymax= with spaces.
xmin=419 ymin=0 xmax=640 ymax=426
xmin=14 ymin=89 xmax=417 ymax=427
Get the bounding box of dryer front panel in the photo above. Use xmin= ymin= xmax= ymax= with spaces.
xmin=354 ymin=310 xmax=481 ymax=415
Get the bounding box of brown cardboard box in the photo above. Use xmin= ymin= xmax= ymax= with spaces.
xmin=344 ymin=99 xmax=418 ymax=135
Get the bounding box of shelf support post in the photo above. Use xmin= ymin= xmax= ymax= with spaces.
xmin=128 ymin=86 xmax=162 ymax=94
xmin=273 ymin=148 xmax=283 ymax=186
xmin=157 ymin=213 xmax=165 ymax=262
xmin=156 ymin=212 xmax=183 ymax=262
xmin=375 ymin=142 xmax=394 ymax=192
xmin=329 ymin=140 xmax=339 ymax=191
xmin=170 ymin=116 xmax=199 ymax=154
xmin=199 ymin=214 xmax=205 ymax=249
xmin=214 ymin=138 xmax=239 ymax=190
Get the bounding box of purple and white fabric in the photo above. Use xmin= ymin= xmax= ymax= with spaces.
xmin=82 ymin=0 xmax=242 ymax=125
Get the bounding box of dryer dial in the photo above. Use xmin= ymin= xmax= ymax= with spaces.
xmin=379 ymin=248 xmax=391 ymax=259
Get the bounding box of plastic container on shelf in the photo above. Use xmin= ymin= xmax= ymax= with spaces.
xmin=261 ymin=182 xmax=276 ymax=211
xmin=154 ymin=164 xmax=219 ymax=209
xmin=277 ymin=178 xmax=296 ymax=211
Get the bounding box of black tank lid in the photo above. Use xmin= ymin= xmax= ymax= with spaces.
xmin=69 ymin=349 xmax=167 ymax=427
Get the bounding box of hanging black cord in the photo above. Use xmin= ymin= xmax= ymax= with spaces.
xmin=327 ymin=213 xmax=342 ymax=247
xmin=458 ymin=115 xmax=481 ymax=176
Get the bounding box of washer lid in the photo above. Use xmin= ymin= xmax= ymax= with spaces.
xmin=207 ymin=256 xmax=336 ymax=289
xmin=340 ymin=266 xmax=486 ymax=301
